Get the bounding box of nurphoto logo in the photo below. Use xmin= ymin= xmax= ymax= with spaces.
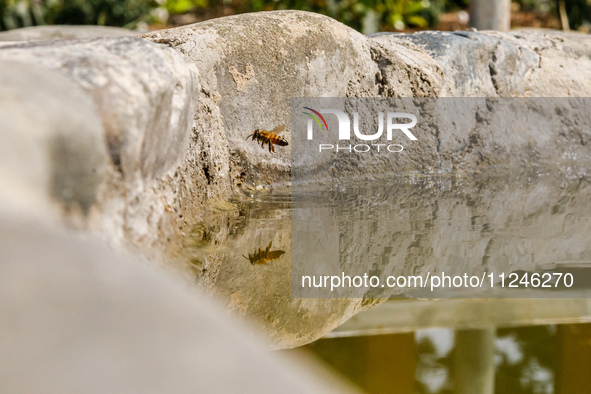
xmin=302 ymin=107 xmax=418 ymax=153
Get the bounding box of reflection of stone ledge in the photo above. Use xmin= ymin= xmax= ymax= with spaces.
xmin=1 ymin=11 xmax=591 ymax=349
xmin=291 ymin=174 xmax=591 ymax=299
xmin=329 ymin=298 xmax=591 ymax=337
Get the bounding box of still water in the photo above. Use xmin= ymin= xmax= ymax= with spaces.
xmin=180 ymin=171 xmax=591 ymax=349
xmin=184 ymin=172 xmax=591 ymax=299
xmin=290 ymin=171 xmax=591 ymax=298
xmin=298 ymin=322 xmax=591 ymax=394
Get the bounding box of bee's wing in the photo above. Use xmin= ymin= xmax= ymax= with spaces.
xmin=270 ymin=124 xmax=286 ymax=134
xmin=267 ymin=250 xmax=286 ymax=260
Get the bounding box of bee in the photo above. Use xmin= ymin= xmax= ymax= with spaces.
xmin=243 ymin=241 xmax=285 ymax=265
xmin=246 ymin=125 xmax=288 ymax=153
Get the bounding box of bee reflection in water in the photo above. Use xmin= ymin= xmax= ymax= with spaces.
xmin=243 ymin=241 xmax=285 ymax=265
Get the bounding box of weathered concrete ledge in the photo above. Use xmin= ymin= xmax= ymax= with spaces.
xmin=1 ymin=11 xmax=590 ymax=348
xmin=0 ymin=216 xmax=356 ymax=393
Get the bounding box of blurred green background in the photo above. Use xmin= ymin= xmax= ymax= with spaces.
xmin=1 ymin=0 xmax=589 ymax=33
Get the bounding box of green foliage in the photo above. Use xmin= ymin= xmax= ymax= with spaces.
xmin=333 ymin=0 xmax=436 ymax=33
xmin=514 ymin=0 xmax=591 ymax=30
xmin=3 ymin=0 xmax=590 ymax=33
xmin=1 ymin=0 xmax=47 ymax=30
xmin=162 ymin=0 xmax=446 ymax=33
xmin=444 ymin=0 xmax=468 ymax=10
xmin=514 ymin=0 xmax=555 ymax=12
xmin=564 ymin=0 xmax=591 ymax=30
xmin=164 ymin=0 xmax=206 ymax=14
xmin=1 ymin=0 xmax=161 ymax=30
xmin=245 ymin=0 xmax=444 ymax=33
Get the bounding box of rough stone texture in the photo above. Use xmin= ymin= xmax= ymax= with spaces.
xmin=141 ymin=13 xmax=591 ymax=188
xmin=0 ymin=25 xmax=136 ymax=41
xmin=143 ymin=11 xmax=380 ymax=187
xmin=1 ymin=11 xmax=591 ymax=349
xmin=373 ymin=29 xmax=591 ymax=97
xmin=0 ymin=60 xmax=107 ymax=223
xmin=0 ymin=37 xmax=196 ymax=182
xmin=0 ymin=216 xmax=357 ymax=393
xmin=495 ymin=29 xmax=591 ymax=97
xmin=0 ymin=37 xmax=198 ymax=251
xmin=371 ymin=30 xmax=538 ymax=97
xmin=290 ymin=96 xmax=591 ymax=182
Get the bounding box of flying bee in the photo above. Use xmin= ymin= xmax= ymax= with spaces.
xmin=243 ymin=241 xmax=285 ymax=265
xmin=246 ymin=125 xmax=288 ymax=153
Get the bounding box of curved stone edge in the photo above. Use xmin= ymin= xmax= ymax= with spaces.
xmin=0 ymin=60 xmax=107 ymax=223
xmin=0 ymin=37 xmax=202 ymax=254
xmin=0 ymin=215 xmax=358 ymax=393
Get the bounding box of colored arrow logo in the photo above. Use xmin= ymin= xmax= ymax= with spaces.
xmin=302 ymin=107 xmax=328 ymax=131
